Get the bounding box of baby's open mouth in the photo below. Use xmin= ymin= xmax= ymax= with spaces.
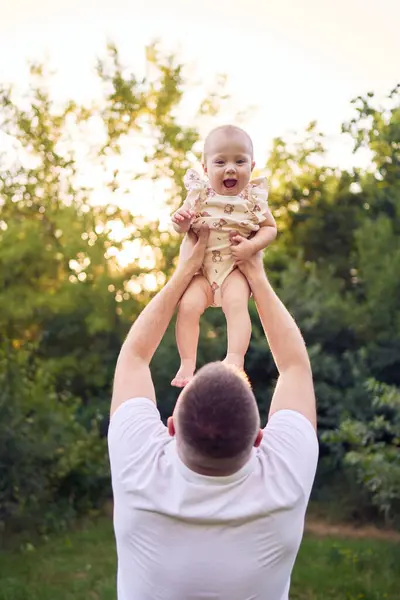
xmin=223 ymin=179 xmax=237 ymax=189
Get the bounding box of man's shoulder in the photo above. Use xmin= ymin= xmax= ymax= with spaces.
xmin=109 ymin=396 xmax=158 ymax=422
xmin=265 ymin=409 xmax=317 ymax=436
xmin=108 ymin=398 xmax=170 ymax=482
xmin=259 ymin=409 xmax=319 ymax=501
xmin=261 ymin=409 xmax=318 ymax=458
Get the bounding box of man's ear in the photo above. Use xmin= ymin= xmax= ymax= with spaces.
xmin=167 ymin=416 xmax=175 ymax=437
xmin=254 ymin=428 xmax=263 ymax=447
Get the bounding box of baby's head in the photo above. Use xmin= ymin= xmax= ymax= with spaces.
xmin=202 ymin=125 xmax=255 ymax=196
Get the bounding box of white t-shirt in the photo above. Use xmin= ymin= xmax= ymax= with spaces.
xmin=108 ymin=398 xmax=318 ymax=600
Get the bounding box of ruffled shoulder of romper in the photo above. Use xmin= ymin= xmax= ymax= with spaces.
xmin=182 ymin=168 xmax=212 ymax=212
xmin=240 ymin=176 xmax=270 ymax=228
xmin=183 ymin=168 xmax=209 ymax=192
xmin=249 ymin=176 xmax=269 ymax=204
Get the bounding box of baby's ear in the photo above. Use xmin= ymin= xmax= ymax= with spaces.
xmin=201 ymin=151 xmax=207 ymax=173
xmin=251 ymin=161 xmax=256 ymax=172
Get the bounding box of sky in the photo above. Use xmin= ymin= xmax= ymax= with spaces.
xmin=0 ymin=0 xmax=399 ymax=224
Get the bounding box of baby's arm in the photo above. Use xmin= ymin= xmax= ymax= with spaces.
xmin=172 ymin=203 xmax=194 ymax=234
xmin=172 ymin=188 xmax=200 ymax=234
xmin=230 ymin=209 xmax=277 ymax=264
xmin=249 ymin=208 xmax=277 ymax=253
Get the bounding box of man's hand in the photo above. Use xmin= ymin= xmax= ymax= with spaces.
xmin=230 ymin=232 xmax=265 ymax=279
xmin=177 ymin=225 xmax=210 ymax=276
xmin=172 ymin=207 xmax=195 ymax=233
xmin=230 ymin=232 xmax=255 ymax=264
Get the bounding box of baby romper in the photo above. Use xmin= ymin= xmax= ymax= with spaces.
xmin=183 ymin=169 xmax=269 ymax=306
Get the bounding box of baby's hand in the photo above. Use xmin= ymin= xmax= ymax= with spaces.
xmin=230 ymin=233 xmax=254 ymax=264
xmin=172 ymin=208 xmax=195 ymax=233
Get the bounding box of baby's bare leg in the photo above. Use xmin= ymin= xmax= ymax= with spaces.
xmin=221 ymin=269 xmax=251 ymax=370
xmin=172 ymin=275 xmax=213 ymax=388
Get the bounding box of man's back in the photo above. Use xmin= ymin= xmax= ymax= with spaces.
xmin=108 ymin=398 xmax=318 ymax=600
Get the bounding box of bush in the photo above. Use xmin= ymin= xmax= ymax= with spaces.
xmin=323 ymin=380 xmax=400 ymax=527
xmin=0 ymin=342 xmax=110 ymax=540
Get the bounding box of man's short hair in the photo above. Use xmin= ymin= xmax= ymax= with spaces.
xmin=176 ymin=362 xmax=260 ymax=461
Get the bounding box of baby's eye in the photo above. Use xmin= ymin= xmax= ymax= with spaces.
xmin=237 ymin=159 xmax=246 ymax=164
xmin=215 ymin=160 xmax=224 ymax=165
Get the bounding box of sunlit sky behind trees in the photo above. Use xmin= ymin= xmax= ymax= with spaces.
xmin=1 ymin=0 xmax=399 ymax=228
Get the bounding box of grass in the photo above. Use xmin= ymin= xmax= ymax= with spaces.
xmin=0 ymin=517 xmax=399 ymax=600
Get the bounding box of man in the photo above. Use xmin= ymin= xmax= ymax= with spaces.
xmin=108 ymin=226 xmax=318 ymax=600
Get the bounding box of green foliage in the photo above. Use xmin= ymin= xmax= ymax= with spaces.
xmin=324 ymin=380 xmax=400 ymax=525
xmin=0 ymin=43 xmax=231 ymax=535
xmin=0 ymin=343 xmax=108 ymax=538
xmin=0 ymin=41 xmax=399 ymax=534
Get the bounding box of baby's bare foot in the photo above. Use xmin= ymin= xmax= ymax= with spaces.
xmin=171 ymin=360 xmax=196 ymax=388
xmin=223 ymin=353 xmax=245 ymax=371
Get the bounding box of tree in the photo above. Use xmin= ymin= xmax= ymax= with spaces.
xmin=0 ymin=43 xmax=228 ymax=532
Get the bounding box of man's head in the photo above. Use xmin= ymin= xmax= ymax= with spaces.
xmin=202 ymin=125 xmax=255 ymax=197
xmin=168 ymin=362 xmax=263 ymax=475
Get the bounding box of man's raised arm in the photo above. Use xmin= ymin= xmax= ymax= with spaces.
xmin=235 ymin=241 xmax=316 ymax=429
xmin=111 ymin=228 xmax=209 ymax=416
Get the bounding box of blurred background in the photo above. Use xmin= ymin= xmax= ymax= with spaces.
xmin=1 ymin=1 xmax=399 ymax=598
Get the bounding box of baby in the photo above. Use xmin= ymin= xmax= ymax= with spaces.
xmin=171 ymin=125 xmax=277 ymax=387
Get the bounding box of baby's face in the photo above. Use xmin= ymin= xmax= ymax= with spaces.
xmin=203 ymin=131 xmax=255 ymax=196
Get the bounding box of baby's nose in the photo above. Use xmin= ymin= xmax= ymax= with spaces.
xmin=226 ymin=164 xmax=236 ymax=173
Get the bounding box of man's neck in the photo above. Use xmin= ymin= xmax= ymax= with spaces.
xmin=177 ymin=445 xmax=250 ymax=477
